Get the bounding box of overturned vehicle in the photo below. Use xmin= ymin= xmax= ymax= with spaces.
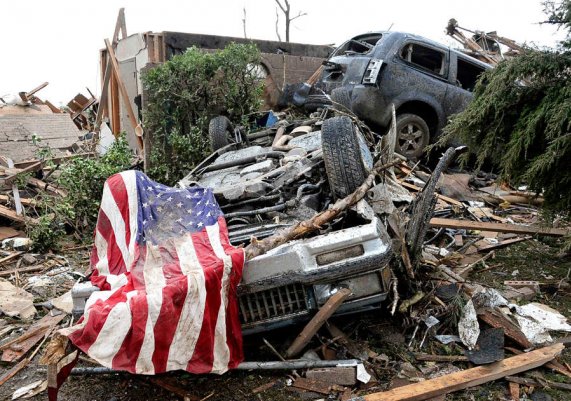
xmin=176 ymin=113 xmax=401 ymax=334
xmin=72 ymin=111 xmax=411 ymax=335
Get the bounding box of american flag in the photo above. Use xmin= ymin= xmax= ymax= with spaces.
xmin=65 ymin=170 xmax=245 ymax=375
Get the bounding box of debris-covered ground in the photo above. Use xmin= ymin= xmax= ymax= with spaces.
xmin=2 ymin=6 xmax=571 ymax=401
xmin=1 ymin=130 xmax=570 ymax=400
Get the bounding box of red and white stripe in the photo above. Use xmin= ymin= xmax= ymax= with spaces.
xmin=64 ymin=172 xmax=245 ymax=375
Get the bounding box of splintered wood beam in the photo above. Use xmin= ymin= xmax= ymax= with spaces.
xmin=0 ymin=204 xmax=38 ymax=225
xmin=95 ymin=59 xmax=112 ymax=131
xmin=26 ymin=82 xmax=49 ymax=98
xmin=429 ymin=218 xmax=568 ymax=237
xmin=360 ymin=344 xmax=564 ymax=401
xmin=112 ymin=8 xmax=127 ymax=44
xmin=104 ymin=38 xmax=143 ymax=152
xmin=284 ymin=288 xmax=352 ymax=358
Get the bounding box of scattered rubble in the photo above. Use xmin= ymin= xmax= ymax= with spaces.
xmin=0 ymin=9 xmax=570 ymax=401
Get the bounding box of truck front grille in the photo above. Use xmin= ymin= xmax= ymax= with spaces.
xmin=238 ymin=283 xmax=309 ymax=324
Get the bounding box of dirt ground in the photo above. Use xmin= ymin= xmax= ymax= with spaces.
xmin=1 ymin=239 xmax=571 ymax=401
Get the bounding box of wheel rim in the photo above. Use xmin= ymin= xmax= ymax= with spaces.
xmin=397 ymin=122 xmax=426 ymax=156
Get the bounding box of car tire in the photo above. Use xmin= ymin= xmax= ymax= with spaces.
xmin=395 ymin=113 xmax=430 ymax=160
xmin=331 ymin=87 xmax=352 ymax=111
xmin=321 ymin=116 xmax=372 ymax=199
xmin=208 ymin=116 xmax=233 ymax=152
xmin=303 ymin=93 xmax=331 ymax=112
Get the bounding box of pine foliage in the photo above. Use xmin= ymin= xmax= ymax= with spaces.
xmin=440 ymin=2 xmax=571 ymax=214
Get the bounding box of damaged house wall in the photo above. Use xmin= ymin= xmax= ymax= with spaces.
xmin=100 ymin=31 xmax=332 ymax=152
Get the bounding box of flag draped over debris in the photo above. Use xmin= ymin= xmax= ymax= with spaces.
xmin=66 ymin=170 xmax=245 ymax=375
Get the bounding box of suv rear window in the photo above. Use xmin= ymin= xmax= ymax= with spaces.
xmin=456 ymin=58 xmax=486 ymax=92
xmin=334 ymin=34 xmax=382 ymax=56
xmin=400 ymin=43 xmax=445 ymax=76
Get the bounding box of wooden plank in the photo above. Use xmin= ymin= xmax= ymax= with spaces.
xmin=112 ymin=8 xmax=127 ymax=45
xmin=3 ymin=160 xmax=42 ymax=186
xmin=1 ymin=314 xmax=65 ymax=362
xmin=508 ymin=382 xmax=519 ymax=400
xmin=478 ymin=307 xmax=533 ymax=349
xmin=44 ymin=100 xmax=62 ymax=113
xmin=506 ymin=346 xmax=571 ymax=379
xmin=27 ymin=177 xmax=67 ymax=197
xmin=6 ymin=158 xmax=22 ymax=215
xmin=413 ymin=353 xmax=468 ymax=362
xmin=0 ymin=251 xmax=23 ymax=266
xmin=400 ymin=181 xmax=464 ymax=207
xmin=285 ymin=288 xmax=352 ymax=358
xmin=110 ymin=71 xmax=121 ymax=136
xmin=0 ymin=358 xmax=29 ymax=386
xmin=13 ymin=153 xmax=94 ymax=169
xmin=95 ymin=60 xmax=112 ymax=131
xmin=0 ymin=195 xmax=36 ymax=207
xmin=477 ymin=236 xmax=531 ymax=253
xmin=0 ymin=226 xmax=20 ymax=241
xmin=26 ymin=82 xmax=49 ymax=99
xmin=429 ymin=218 xmax=568 ymax=237
xmin=361 ymin=344 xmax=564 ymax=401
xmin=505 ymin=375 xmax=571 ymax=391
xmin=104 ymin=38 xmax=143 ymax=151
xmin=292 ymin=377 xmax=334 ymax=395
xmin=0 ymin=204 xmax=38 ymax=225
xmin=0 ymin=263 xmax=50 ymax=277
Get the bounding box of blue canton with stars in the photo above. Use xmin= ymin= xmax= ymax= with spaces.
xmin=134 ymin=172 xmax=222 ymax=246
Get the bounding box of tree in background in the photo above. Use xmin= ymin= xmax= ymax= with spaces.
xmin=439 ymin=0 xmax=571 ymax=215
xmin=142 ymin=43 xmax=262 ymax=185
xmin=274 ymin=0 xmax=307 ymax=42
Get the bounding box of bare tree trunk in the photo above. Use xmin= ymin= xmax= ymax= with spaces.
xmin=275 ymin=7 xmax=282 ymax=42
xmin=275 ymin=0 xmax=306 ymax=42
xmin=285 ymin=4 xmax=290 ymax=42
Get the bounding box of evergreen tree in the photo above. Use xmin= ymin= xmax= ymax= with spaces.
xmin=440 ymin=0 xmax=571 ymax=214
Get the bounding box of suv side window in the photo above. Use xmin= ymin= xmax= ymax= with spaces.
xmin=456 ymin=57 xmax=486 ymax=92
xmin=400 ymin=43 xmax=446 ymax=76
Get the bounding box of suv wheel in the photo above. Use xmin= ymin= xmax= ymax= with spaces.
xmin=395 ymin=113 xmax=430 ymax=160
xmin=331 ymin=87 xmax=352 ymax=111
xmin=321 ymin=116 xmax=373 ymax=199
xmin=208 ymin=116 xmax=234 ymax=152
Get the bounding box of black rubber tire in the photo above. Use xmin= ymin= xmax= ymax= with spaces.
xmin=331 ymin=87 xmax=352 ymax=111
xmin=395 ymin=113 xmax=430 ymax=160
xmin=321 ymin=116 xmax=369 ymax=199
xmin=303 ymin=93 xmax=331 ymax=112
xmin=208 ymin=116 xmax=233 ymax=152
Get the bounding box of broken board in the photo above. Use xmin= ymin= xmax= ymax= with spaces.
xmin=429 ymin=218 xmax=568 ymax=237
xmin=2 ymin=313 xmax=65 ymax=362
xmin=360 ymin=344 xmax=563 ymax=401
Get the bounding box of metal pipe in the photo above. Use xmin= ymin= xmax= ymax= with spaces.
xmin=221 ymin=194 xmax=282 ymax=210
xmin=296 ymin=182 xmax=322 ymax=200
xmin=201 ymin=152 xmax=284 ymax=174
xmin=247 ymin=128 xmax=276 ymax=140
xmin=224 ymin=204 xmax=286 ymax=218
xmin=58 ymin=359 xmax=361 ymax=375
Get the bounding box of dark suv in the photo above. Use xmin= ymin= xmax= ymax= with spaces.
xmin=315 ymin=31 xmax=490 ymax=159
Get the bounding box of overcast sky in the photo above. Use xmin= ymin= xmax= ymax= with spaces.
xmin=0 ymin=0 xmax=565 ymax=104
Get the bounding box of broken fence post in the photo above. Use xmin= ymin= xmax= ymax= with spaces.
xmin=285 ymin=287 xmax=352 ymax=359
